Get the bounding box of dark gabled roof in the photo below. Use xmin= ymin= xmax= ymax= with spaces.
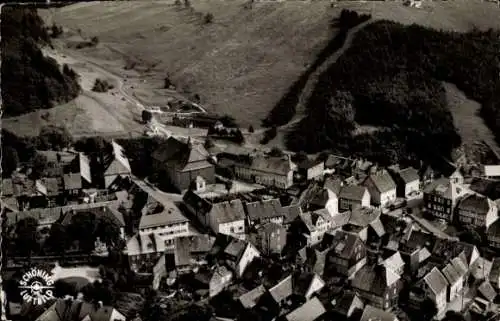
xmin=457 ymin=194 xmax=492 ymax=214
xmin=39 ymin=177 xmax=63 ymax=196
xmin=245 ymin=199 xmax=283 ymax=221
xmin=292 ymin=272 xmax=323 ymax=298
xmin=487 ymin=219 xmax=500 ymax=238
xmin=224 ymin=238 xmax=247 ymax=260
xmin=402 ymin=230 xmax=436 ymax=253
xmin=183 ymin=189 xmax=213 ymax=216
xmin=352 ymin=265 xmax=400 ymax=297
xmin=334 ymin=291 xmax=364 ymax=317
xmin=211 ymin=199 xmax=246 ymax=224
xmin=478 ymin=281 xmax=497 ymax=302
xmin=151 ymin=137 xmax=187 ymax=162
xmin=331 ymin=230 xmax=363 ymax=260
xmin=63 ymin=173 xmax=82 ymax=190
xmin=339 ymin=185 xmax=368 ymax=201
xmin=364 ymin=171 xmax=397 ymax=193
xmin=423 ymin=267 xmax=449 ymax=296
xmin=282 ymin=204 xmax=302 ymax=224
xmin=442 ymin=263 xmax=461 ymax=285
xmin=138 ymin=202 xmax=188 ymax=229
xmin=298 ymin=158 xmax=323 ymax=170
xmin=324 ymin=178 xmax=342 ymax=195
xmin=399 ymin=167 xmax=420 ymax=184
xmin=174 ymin=237 xmax=193 ymax=267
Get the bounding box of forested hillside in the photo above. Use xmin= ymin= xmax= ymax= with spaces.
xmin=1 ymin=6 xmax=80 ymax=117
xmin=286 ymin=21 xmax=500 ymax=166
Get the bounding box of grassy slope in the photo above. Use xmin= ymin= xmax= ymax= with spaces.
xmin=39 ymin=0 xmax=500 ymax=131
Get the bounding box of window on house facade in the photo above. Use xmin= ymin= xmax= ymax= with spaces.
xmin=230 ymin=227 xmax=235 ymax=233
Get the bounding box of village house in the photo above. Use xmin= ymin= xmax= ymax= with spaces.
xmin=449 ymin=168 xmax=465 ymax=185
xmin=328 ymin=230 xmax=367 ymax=279
xmin=362 ymin=170 xmax=397 ymax=208
xmin=250 ymin=222 xmax=287 ymax=256
xmin=238 ymin=285 xmax=267 ymax=310
xmin=299 ymin=209 xmax=336 ymax=245
xmin=409 ymin=267 xmax=449 ymax=316
xmin=183 ymin=190 xmax=246 ymax=238
xmin=380 ymin=251 xmax=405 ymax=276
xmin=230 ymin=154 xmax=296 ymax=189
xmin=34 ymin=298 xmax=126 ymax=321
xmin=285 ymin=297 xmax=326 ymax=321
xmin=351 ymin=264 xmax=401 ymax=310
xmin=152 ymin=137 xmax=215 ymax=191
xmin=291 ymin=272 xmax=325 ymax=300
xmin=423 ymin=177 xmax=469 ymax=222
xmin=419 ymin=165 xmax=436 ymax=187
xmin=223 ymin=238 xmax=261 ymax=277
xmin=170 ymin=234 xmax=216 ymax=274
xmin=359 ymin=305 xmax=399 ymax=321
xmin=431 ymin=239 xmax=480 ymax=270
xmin=489 ymin=258 xmax=500 ymax=290
xmin=391 ymin=167 xmax=420 ymax=198
xmin=399 ymin=229 xmax=436 ymax=275
xmin=296 ymin=158 xmax=324 ymax=181
xmin=456 ymin=194 xmax=498 ymax=229
xmin=331 ymin=291 xmax=364 ymax=319
xmin=343 ymin=206 xmax=386 ymax=244
xmin=441 ymin=260 xmax=466 ymax=302
xmin=324 ymin=178 xmax=342 ymax=216
xmin=138 ymin=199 xmax=194 ymax=250
xmin=338 ymin=185 xmax=371 ymax=211
xmin=102 ymin=140 xmax=132 ymax=189
xmin=196 ymin=265 xmax=234 ymax=298
xmin=486 ymin=219 xmax=500 ymax=250
xmin=244 ymin=198 xmax=285 ymax=227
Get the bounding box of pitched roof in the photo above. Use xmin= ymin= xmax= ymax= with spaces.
xmin=364 ymin=171 xmax=397 ymax=193
xmin=339 ymin=185 xmax=368 ymax=201
xmin=60 ymin=204 xmax=125 ymax=227
xmin=282 ymin=204 xmax=302 ymax=224
xmin=349 ymin=207 xmax=382 ymax=227
xmin=292 ymin=272 xmax=324 ymax=298
xmin=360 ymin=305 xmax=397 ymax=321
xmin=138 ymin=203 xmax=189 ymax=230
xmin=244 ymin=199 xmax=283 ymax=221
xmin=224 ymin=238 xmax=247 ymax=259
xmin=211 ymin=200 xmax=246 ymax=224
xmin=269 ymin=275 xmax=293 ymax=303
xmin=104 ymin=140 xmax=132 ymax=175
xmin=174 ymin=237 xmax=193 ymax=267
xmin=442 ymin=263 xmax=462 ymax=285
xmin=332 ymin=230 xmax=362 ymax=260
xmin=179 ymin=144 xmax=212 ymax=172
xmin=490 ymin=258 xmax=500 ymax=282
xmin=478 ymin=281 xmax=497 ymax=302
xmin=79 ymin=153 xmax=92 ymax=183
xmin=451 ymin=257 xmax=468 ymax=279
xmin=285 ymin=297 xmax=326 ymax=321
xmin=152 ymin=137 xmax=188 ymax=162
xmin=324 ymin=178 xmax=342 ymax=195
xmin=381 ymin=252 xmax=405 ymax=272
xmin=300 ymin=209 xmax=333 ymax=233
xmin=239 ymin=155 xmax=294 ymax=176
xmin=399 ymin=167 xmax=420 ymax=184
xmin=63 ymin=173 xmax=82 ymax=190
xmin=239 ymin=285 xmax=266 ymax=309
xmin=458 ymin=194 xmax=493 ymax=214
xmin=334 ymin=292 xmax=364 ymax=317
xmin=352 ymin=265 xmax=400 ymax=296
xmin=2 ymin=178 xmax=14 ymax=196
xmin=424 ymin=267 xmax=449 ymax=295
xmin=487 ymin=219 xmax=500 ymax=238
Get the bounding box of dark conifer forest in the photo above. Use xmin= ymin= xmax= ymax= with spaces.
xmin=1 ymin=6 xmax=80 ymax=117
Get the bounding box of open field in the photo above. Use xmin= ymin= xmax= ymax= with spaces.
xmin=443 ymin=82 xmax=500 ymax=163
xmin=3 ymin=47 xmax=145 ymax=138
xmin=39 ymin=0 xmax=500 ymax=130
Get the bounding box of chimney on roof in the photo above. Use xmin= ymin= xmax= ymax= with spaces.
xmin=97 ymin=301 xmax=103 ymax=308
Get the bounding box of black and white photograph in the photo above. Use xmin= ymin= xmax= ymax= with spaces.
xmin=1 ymin=0 xmax=500 ymax=320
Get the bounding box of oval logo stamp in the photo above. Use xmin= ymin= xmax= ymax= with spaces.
xmin=18 ymin=268 xmax=55 ymax=306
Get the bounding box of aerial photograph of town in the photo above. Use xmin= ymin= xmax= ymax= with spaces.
xmin=1 ymin=0 xmax=500 ymax=320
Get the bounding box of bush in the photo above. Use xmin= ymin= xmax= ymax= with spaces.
xmin=204 ymin=13 xmax=214 ymax=24
xmin=287 ymin=20 xmax=500 ymax=165
xmin=260 ymin=127 xmax=277 ymax=144
xmin=91 ymin=36 xmax=99 ymax=45
xmin=142 ymin=110 xmax=153 ymax=123
xmin=164 ymin=75 xmax=173 ymax=88
xmin=50 ymin=23 xmax=63 ymax=38
xmin=92 ymin=78 xmax=113 ymax=92
xmin=37 ymin=125 xmax=73 ymax=151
